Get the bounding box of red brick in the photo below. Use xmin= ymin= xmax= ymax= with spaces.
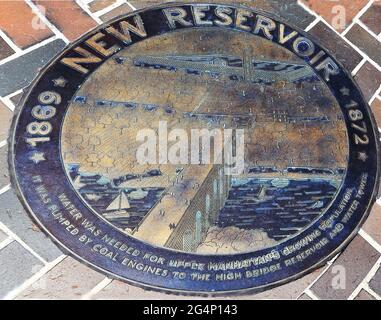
xmin=127 ymin=0 xmax=162 ymax=9
xmin=100 ymin=3 xmax=132 ymax=22
xmin=0 ymin=37 xmax=14 ymax=60
xmin=93 ymin=267 xmax=323 ymax=300
xmin=120 ymin=0 xmax=273 ymax=23
xmin=298 ymin=293 xmax=313 ymax=300
xmin=0 ymin=0 xmax=54 ymax=49
xmin=110 ymin=1 xmax=314 ymax=29
xmin=360 ymin=2 xmax=381 ymax=35
xmin=93 ymin=280 xmax=201 ymax=300
xmin=354 ymin=62 xmax=381 ymax=102
xmin=128 ymin=0 xmax=272 ymax=11
xmin=32 ymin=0 xmax=97 ymax=41
xmin=369 ymin=265 xmax=381 ymax=295
xmin=16 ymin=256 xmax=105 ymax=299
xmin=89 ymin=0 xmax=116 ymax=13
xmin=301 ymin=0 xmax=369 ymax=31
xmin=0 ymin=229 xmax=7 ymax=243
xmin=346 ymin=24 xmax=381 ymax=66
xmin=1 ymin=0 xmax=379 ymax=301
xmin=0 ymin=146 xmax=9 ymax=188
xmin=0 ymin=241 xmax=44 ymax=297
xmin=310 ymin=235 xmax=380 ymax=300
xmin=370 ymin=98 xmax=381 ymax=129
xmin=310 ymin=21 xmax=362 ymax=72
xmin=363 ymin=203 xmax=381 ymax=247
xmin=354 ymin=289 xmax=376 ymax=300
xmin=10 ymin=92 xmax=24 ymax=107
xmin=0 ymin=101 xmax=12 ymax=141
xmin=249 ymin=267 xmax=323 ymax=300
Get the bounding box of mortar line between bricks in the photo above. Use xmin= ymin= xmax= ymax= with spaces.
xmin=24 ymin=0 xmax=70 ymax=45
xmin=0 ymin=35 xmax=58 ymax=67
xmin=6 ymin=88 xmax=24 ymax=100
xmin=325 ymin=22 xmax=381 ymax=72
xmin=126 ymin=1 xmax=136 ymax=11
xmin=0 ymin=88 xmax=23 ymax=113
xmin=0 ymin=184 xmax=11 ymax=195
xmin=75 ymin=0 xmax=103 ymax=24
xmin=0 ymin=95 xmax=15 ymax=111
xmin=297 ymin=253 xmax=340 ymax=299
xmin=3 ymin=88 xmax=24 ymax=109
xmin=304 ymin=18 xmax=320 ymax=32
xmin=0 ymin=140 xmax=7 ymax=149
xmin=351 ymin=58 xmax=367 ymax=76
xmin=93 ymin=0 xmax=128 ymax=18
xmin=341 ymin=0 xmax=375 ymax=37
xmin=0 ymin=29 xmax=21 ymax=54
xmin=369 ymin=86 xmax=381 ymax=105
xmin=304 ymin=288 xmax=319 ymax=300
xmin=0 ymin=221 xmax=47 ymax=265
xmin=329 ymin=28 xmax=381 ymax=72
xmin=355 ymin=19 xmax=381 ymax=41
xmin=298 ymin=0 xmax=381 ymax=72
xmin=0 ymin=1 xmax=376 ymax=300
xmin=0 ymin=237 xmax=14 ymax=251
xmin=348 ymin=255 xmax=381 ymax=300
xmin=81 ymin=277 xmax=113 ymax=300
xmin=363 ymin=284 xmax=381 ymax=300
xmin=3 ymin=254 xmax=67 ymax=300
xmin=297 ymin=0 xmax=321 ymax=20
xmin=359 ymin=229 xmax=381 ymax=253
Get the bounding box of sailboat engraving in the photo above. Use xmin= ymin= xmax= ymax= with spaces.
xmin=103 ymin=190 xmax=131 ymax=219
xmin=252 ymin=186 xmax=273 ymax=204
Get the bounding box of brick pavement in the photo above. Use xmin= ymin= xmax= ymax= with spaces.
xmin=0 ymin=0 xmax=380 ymax=300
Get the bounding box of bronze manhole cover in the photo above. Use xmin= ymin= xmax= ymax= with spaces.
xmin=10 ymin=3 xmax=380 ymax=295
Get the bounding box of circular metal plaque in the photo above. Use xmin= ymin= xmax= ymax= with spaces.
xmin=10 ymin=3 xmax=380 ymax=295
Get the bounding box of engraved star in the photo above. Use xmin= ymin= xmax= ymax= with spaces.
xmin=340 ymin=87 xmax=350 ymax=96
xmin=52 ymin=77 xmax=68 ymax=88
xmin=358 ymin=152 xmax=368 ymax=162
xmin=29 ymin=152 xmax=46 ymax=164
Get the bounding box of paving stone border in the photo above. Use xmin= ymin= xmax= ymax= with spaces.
xmin=0 ymin=0 xmax=380 ymax=300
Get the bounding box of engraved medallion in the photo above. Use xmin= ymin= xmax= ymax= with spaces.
xmin=10 ymin=3 xmax=380 ymax=295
